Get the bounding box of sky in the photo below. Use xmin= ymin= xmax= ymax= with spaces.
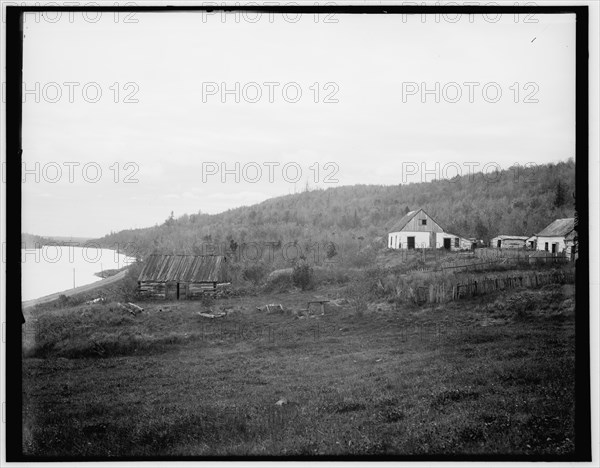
xmin=17 ymin=9 xmax=576 ymax=238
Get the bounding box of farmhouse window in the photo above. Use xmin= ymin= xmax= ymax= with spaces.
xmin=421 ymin=219 xmax=427 ymax=225
xmin=454 ymin=238 xmax=459 ymax=248
xmin=545 ymin=242 xmax=549 ymax=251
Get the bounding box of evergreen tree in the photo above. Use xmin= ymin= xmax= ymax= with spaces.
xmin=554 ymin=181 xmax=566 ymax=207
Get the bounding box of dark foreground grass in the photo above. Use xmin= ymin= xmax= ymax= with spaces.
xmin=22 ymin=284 xmax=576 ymax=457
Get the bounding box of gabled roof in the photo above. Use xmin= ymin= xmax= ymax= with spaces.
xmin=536 ymin=218 xmax=575 ymax=237
xmin=138 ymin=255 xmax=228 ymax=283
xmin=389 ymin=208 xmax=446 ymax=233
xmin=390 ymin=210 xmax=419 ymax=232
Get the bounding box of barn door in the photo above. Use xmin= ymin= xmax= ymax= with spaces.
xmin=443 ymin=238 xmax=451 ymax=250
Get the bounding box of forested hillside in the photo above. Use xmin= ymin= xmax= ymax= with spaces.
xmin=96 ymin=159 xmax=576 ymax=260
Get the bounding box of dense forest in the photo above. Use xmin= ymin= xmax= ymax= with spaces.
xmin=94 ymin=159 xmax=576 ymax=263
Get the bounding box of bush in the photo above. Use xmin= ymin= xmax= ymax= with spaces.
xmin=344 ymin=246 xmax=377 ymax=269
xmin=292 ymin=262 xmax=314 ymax=291
xmin=313 ymin=266 xmax=351 ymax=286
xmin=115 ymin=261 xmax=143 ymax=302
xmin=505 ymin=291 xmax=538 ymax=319
xmin=56 ymin=294 xmax=77 ymax=308
xmin=263 ymin=269 xmax=293 ymax=293
xmin=344 ymin=278 xmax=370 ymax=316
xmin=325 ymin=242 xmax=337 ymax=260
xmin=200 ymin=293 xmax=215 ymax=309
xmin=242 ymin=262 xmax=268 ymax=286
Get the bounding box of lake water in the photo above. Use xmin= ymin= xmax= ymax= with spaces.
xmin=21 ymin=246 xmax=136 ymax=301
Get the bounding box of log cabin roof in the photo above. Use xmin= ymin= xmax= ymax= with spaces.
xmin=138 ymin=255 xmax=228 ymax=283
xmin=536 ymin=218 xmax=575 ymax=237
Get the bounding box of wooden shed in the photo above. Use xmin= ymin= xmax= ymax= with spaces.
xmin=138 ymin=254 xmax=229 ymax=300
xmin=490 ymin=235 xmax=529 ymax=249
xmin=565 ymin=229 xmax=577 ymax=261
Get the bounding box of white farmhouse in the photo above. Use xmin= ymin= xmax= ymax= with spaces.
xmin=535 ymin=218 xmax=575 ymax=255
xmin=388 ymin=208 xmax=472 ymax=251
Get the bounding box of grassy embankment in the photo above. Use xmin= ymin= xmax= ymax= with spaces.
xmin=22 ymin=266 xmax=576 ymax=457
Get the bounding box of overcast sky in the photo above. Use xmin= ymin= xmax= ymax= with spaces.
xmin=19 ymin=10 xmax=576 ymax=238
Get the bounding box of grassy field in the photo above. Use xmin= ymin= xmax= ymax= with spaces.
xmin=21 ymin=280 xmax=576 ymax=458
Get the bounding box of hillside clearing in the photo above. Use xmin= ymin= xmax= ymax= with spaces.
xmin=22 ymin=283 xmax=576 ymax=457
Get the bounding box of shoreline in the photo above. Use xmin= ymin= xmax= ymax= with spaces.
xmin=22 ymin=268 xmax=130 ymax=310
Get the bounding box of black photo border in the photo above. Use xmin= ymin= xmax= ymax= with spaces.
xmin=4 ymin=3 xmax=591 ymax=462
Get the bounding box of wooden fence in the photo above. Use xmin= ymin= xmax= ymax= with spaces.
xmin=402 ymin=255 xmax=568 ymax=277
xmin=443 ymin=256 xmax=568 ymax=273
xmin=409 ymin=269 xmax=575 ymax=305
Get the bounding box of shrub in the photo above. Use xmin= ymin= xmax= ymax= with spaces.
xmin=344 ymin=246 xmax=377 ymax=269
xmin=292 ymin=262 xmax=314 ymax=291
xmin=115 ymin=261 xmax=143 ymax=302
xmin=325 ymin=242 xmax=337 ymax=260
xmin=200 ymin=293 xmax=215 ymax=309
xmin=56 ymin=294 xmax=76 ymax=308
xmin=506 ymin=291 xmax=538 ymax=319
xmin=344 ymin=277 xmax=372 ymax=316
xmin=312 ymin=266 xmax=351 ymax=286
xmin=242 ymin=262 xmax=268 ymax=286
xmin=263 ymin=269 xmax=293 ymax=293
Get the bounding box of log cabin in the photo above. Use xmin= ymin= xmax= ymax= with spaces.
xmin=138 ymin=254 xmax=229 ymax=300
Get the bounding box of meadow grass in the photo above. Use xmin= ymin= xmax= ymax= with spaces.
xmin=22 ymin=283 xmax=576 ymax=457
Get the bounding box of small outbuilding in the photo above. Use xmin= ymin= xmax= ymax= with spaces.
xmin=138 ymin=254 xmax=229 ymax=300
xmin=526 ymin=236 xmax=537 ymax=250
xmin=565 ymin=229 xmax=577 ymax=261
xmin=490 ymin=235 xmax=529 ymax=249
